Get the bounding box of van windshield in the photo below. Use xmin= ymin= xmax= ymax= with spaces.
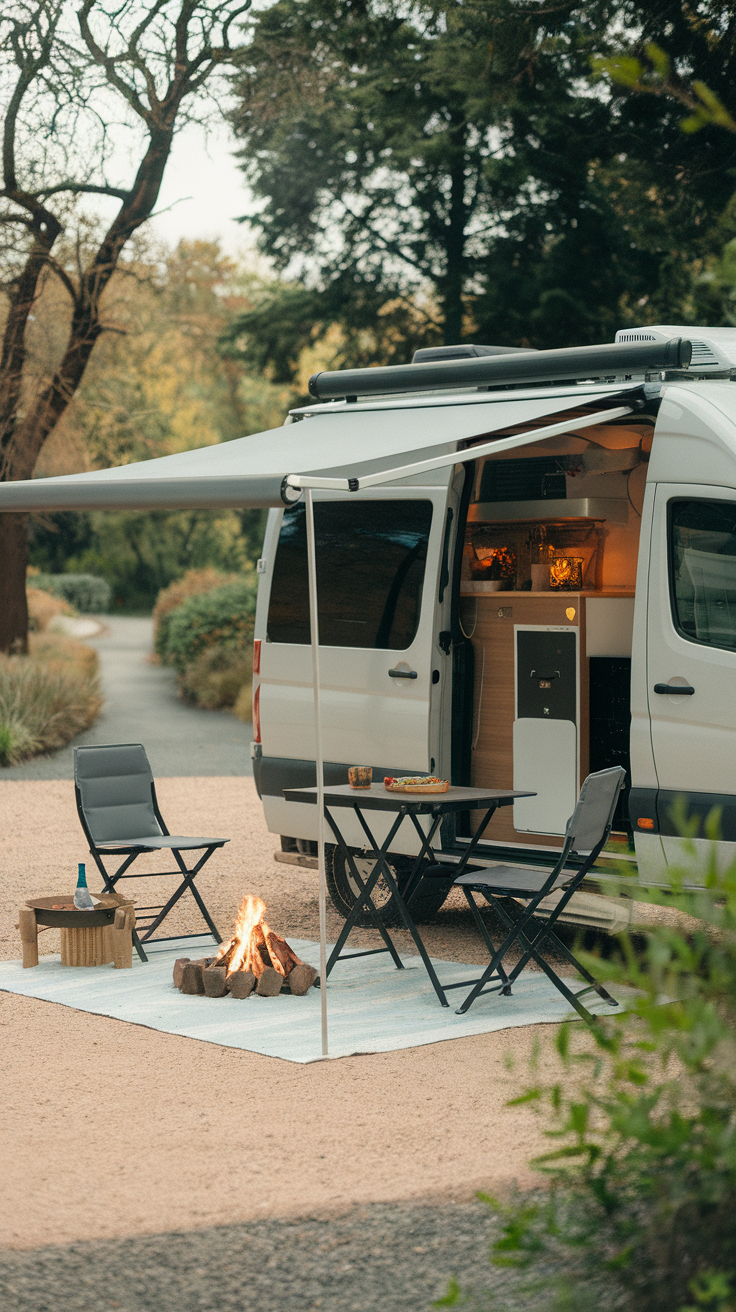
xmin=267 ymin=500 xmax=433 ymax=648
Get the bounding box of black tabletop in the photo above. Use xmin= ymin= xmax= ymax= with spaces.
xmin=283 ymin=782 xmax=535 ymax=815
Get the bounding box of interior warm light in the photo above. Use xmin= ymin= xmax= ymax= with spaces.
xmin=549 ymin=557 xmax=584 ymax=590
xmin=637 ymin=817 xmax=655 ymax=830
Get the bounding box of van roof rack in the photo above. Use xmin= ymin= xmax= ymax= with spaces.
xmin=308 ymin=337 xmax=692 ymax=402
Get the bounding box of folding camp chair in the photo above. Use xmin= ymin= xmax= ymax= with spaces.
xmin=447 ymin=766 xmax=626 ymax=1023
xmin=74 ymin=743 xmax=228 ymax=963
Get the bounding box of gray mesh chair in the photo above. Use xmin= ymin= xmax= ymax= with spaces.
xmin=448 ymin=767 xmax=626 ymax=1022
xmin=74 ymin=743 xmax=228 ymax=962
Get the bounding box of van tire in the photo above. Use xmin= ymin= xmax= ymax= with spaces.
xmin=325 ymin=845 xmax=453 ymax=926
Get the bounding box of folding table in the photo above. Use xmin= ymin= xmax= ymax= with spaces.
xmin=283 ymin=783 xmax=535 ymax=1007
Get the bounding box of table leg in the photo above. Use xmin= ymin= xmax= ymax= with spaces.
xmin=352 ymin=809 xmax=451 ymax=1007
xmin=323 ymin=806 xmax=407 ymax=976
xmin=18 ymin=907 xmax=38 ymax=969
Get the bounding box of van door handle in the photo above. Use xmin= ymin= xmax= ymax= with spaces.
xmin=389 ymin=668 xmax=418 ymax=679
xmin=653 ymin=683 xmax=695 ymax=695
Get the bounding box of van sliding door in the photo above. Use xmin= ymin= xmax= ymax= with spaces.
xmin=257 ymin=486 xmax=450 ymax=853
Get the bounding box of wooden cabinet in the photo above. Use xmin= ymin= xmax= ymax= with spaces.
xmin=463 ymin=589 xmax=634 ymax=847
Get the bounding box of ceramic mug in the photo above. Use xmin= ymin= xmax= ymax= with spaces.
xmin=348 ymin=766 xmax=373 ymax=789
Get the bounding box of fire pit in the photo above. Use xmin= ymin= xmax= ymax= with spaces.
xmin=173 ymin=895 xmax=317 ymax=999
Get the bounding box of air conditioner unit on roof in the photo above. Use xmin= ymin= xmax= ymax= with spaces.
xmin=615 ymin=325 xmax=736 ymax=370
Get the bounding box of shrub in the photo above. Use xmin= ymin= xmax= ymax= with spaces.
xmin=26 ymin=586 xmax=76 ymax=632
xmin=32 ymin=572 xmax=111 ymax=613
xmin=153 ymin=568 xmax=237 ymax=662
xmin=178 ymin=645 xmax=253 ymax=711
xmin=163 ymin=576 xmax=257 ymax=672
xmin=443 ymin=825 xmax=736 ymax=1312
xmin=233 ymin=680 xmax=253 ymax=723
xmin=0 ymin=633 xmax=102 ymax=766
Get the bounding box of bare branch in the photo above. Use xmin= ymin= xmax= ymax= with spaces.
xmin=77 ymin=0 xmax=150 ymax=123
xmin=42 ymin=255 xmax=80 ymax=307
xmin=35 ymin=181 xmax=130 ymax=201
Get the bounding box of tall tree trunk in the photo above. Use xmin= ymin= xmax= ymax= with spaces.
xmin=0 ymin=512 xmax=29 ymax=653
xmin=441 ymin=121 xmax=468 ymax=345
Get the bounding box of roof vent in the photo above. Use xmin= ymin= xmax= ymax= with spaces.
xmin=615 ymin=324 xmax=736 ymax=370
xmin=412 ymin=343 xmax=534 ymax=363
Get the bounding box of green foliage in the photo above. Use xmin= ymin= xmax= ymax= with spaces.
xmin=178 ymin=644 xmax=252 ymax=711
xmin=443 ymin=833 xmax=736 ymax=1311
xmin=31 ymin=573 xmax=111 ymax=614
xmin=153 ymin=569 xmax=239 ymax=663
xmin=593 ymin=42 xmax=736 ymax=136
xmin=229 ymin=0 xmax=736 ymax=367
xmin=162 ymin=576 xmax=257 ymax=673
xmin=432 ymin=1275 xmax=464 ymax=1306
xmin=29 ymin=509 xmax=266 ymax=612
xmin=0 ymin=634 xmax=101 ymax=767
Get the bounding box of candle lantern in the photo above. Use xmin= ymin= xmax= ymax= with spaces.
xmin=549 ymin=556 xmax=584 ymax=590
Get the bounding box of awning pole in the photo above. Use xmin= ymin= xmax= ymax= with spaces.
xmin=305 ymin=488 xmax=329 ymax=1056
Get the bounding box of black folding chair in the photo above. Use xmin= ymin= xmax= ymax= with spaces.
xmin=447 ymin=766 xmax=626 ymax=1023
xmin=74 ymin=743 xmax=228 ymax=963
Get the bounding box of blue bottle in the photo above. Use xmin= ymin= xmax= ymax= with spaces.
xmin=73 ymin=862 xmax=94 ymax=910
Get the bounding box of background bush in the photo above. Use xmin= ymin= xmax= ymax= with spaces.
xmin=162 ymin=575 xmax=257 ymax=671
xmin=178 ymin=644 xmax=254 ymax=713
xmin=153 ymin=568 xmax=237 ymax=662
xmin=26 ymin=586 xmax=76 ymax=632
xmin=154 ymin=573 xmax=257 ymax=713
xmin=0 ymin=584 xmax=103 ymax=767
xmin=31 ymin=572 xmax=111 ymax=614
xmin=0 ymin=629 xmax=102 ymax=767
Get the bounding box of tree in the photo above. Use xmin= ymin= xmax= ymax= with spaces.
xmin=228 ymin=0 xmax=736 ymax=381
xmin=0 ymin=0 xmax=249 ymax=653
xmin=229 ymin=0 xmax=554 ymax=349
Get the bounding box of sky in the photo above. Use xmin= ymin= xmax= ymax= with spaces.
xmin=146 ymin=117 xmax=256 ymax=256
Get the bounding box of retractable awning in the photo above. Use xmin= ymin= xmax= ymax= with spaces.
xmin=0 ymin=383 xmax=637 ymax=513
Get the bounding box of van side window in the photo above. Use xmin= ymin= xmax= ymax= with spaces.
xmin=670 ymin=499 xmax=736 ymax=650
xmin=267 ymin=500 xmax=433 ymax=648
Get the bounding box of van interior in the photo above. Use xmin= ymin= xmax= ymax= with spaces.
xmin=454 ymin=407 xmax=656 ymax=857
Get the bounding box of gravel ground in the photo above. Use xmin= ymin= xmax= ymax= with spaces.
xmin=0 ymin=1201 xmax=526 ymax=1312
xmin=0 ymin=774 xmax=689 ymax=1308
xmin=0 ymin=775 xmax=566 ymax=969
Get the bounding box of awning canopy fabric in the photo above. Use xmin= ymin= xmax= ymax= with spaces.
xmin=0 ymin=384 xmax=633 ymax=513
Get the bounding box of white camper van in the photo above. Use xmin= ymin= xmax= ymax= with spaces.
xmin=251 ymin=326 xmax=736 ymax=923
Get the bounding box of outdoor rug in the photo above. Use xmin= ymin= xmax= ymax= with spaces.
xmin=0 ymin=935 xmax=626 ymax=1063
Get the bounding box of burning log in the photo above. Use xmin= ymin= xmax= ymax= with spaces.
xmin=203 ymin=966 xmax=228 ymax=998
xmin=286 ymin=963 xmax=318 ymax=996
xmin=173 ymin=957 xmax=190 ymax=988
xmin=228 ymin=969 xmax=256 ymax=999
xmin=256 ymin=966 xmax=283 ymax=997
xmin=181 ymin=962 xmax=205 ymax=995
xmin=172 ymin=893 xmax=316 ymax=999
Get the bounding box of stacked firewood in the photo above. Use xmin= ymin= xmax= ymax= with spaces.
xmin=172 ymin=925 xmax=317 ymax=999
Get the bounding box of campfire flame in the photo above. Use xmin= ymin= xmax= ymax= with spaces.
xmin=213 ymin=894 xmax=301 ymax=980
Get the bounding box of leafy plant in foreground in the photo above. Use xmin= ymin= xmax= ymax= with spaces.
xmin=438 ymin=814 xmax=736 ymax=1311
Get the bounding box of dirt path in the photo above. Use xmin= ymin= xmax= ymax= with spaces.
xmin=2 ymin=615 xmax=252 ymax=780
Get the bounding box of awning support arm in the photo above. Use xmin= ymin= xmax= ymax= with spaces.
xmin=284 ymin=404 xmax=634 ymax=497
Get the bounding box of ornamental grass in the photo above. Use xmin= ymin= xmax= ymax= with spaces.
xmin=0 ymin=613 xmax=102 ymax=767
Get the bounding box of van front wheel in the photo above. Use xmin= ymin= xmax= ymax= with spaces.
xmin=325 ymin=845 xmax=452 ymax=927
